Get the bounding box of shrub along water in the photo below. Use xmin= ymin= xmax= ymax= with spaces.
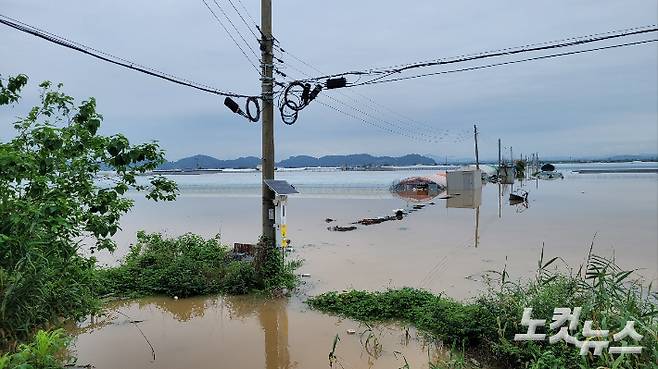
xmin=0 ymin=329 xmax=70 ymax=369
xmin=308 ymin=250 xmax=658 ymax=369
xmin=97 ymin=231 xmax=300 ymax=298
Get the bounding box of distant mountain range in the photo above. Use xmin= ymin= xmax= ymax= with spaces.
xmin=157 ymin=153 xmax=437 ymax=170
xmin=424 ymin=153 xmax=658 ymax=164
xmin=277 ymin=154 xmax=436 ymax=168
xmin=157 ymin=155 xmax=261 ymax=170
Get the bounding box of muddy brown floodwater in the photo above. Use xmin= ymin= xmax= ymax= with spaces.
xmin=73 ymin=169 xmax=658 ymax=369
xmin=72 ymin=296 xmax=445 ymax=369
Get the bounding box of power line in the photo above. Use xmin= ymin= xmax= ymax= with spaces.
xmin=300 ymin=26 xmax=658 ymax=84
xmin=277 ymin=65 xmax=470 ymax=143
xmin=290 ymin=63 xmax=470 ymax=142
xmin=276 ymin=61 xmax=450 ymax=142
xmin=353 ymin=38 xmax=658 ymax=87
xmin=373 ymin=25 xmax=657 ymax=76
xmin=225 ymin=0 xmax=260 ymax=40
xmin=234 ymin=0 xmax=259 ymax=30
xmin=314 ymin=97 xmax=437 ymax=144
xmin=199 ymin=0 xmax=261 ymax=73
xmin=209 ymin=0 xmax=260 ymax=61
xmin=0 ymin=14 xmax=256 ymax=98
xmin=274 ymin=45 xmax=465 ymax=142
xmin=274 ymin=26 xmax=657 ymax=141
xmin=274 ymin=45 xmax=323 ymax=74
xmin=321 ymin=93 xmax=439 ymax=143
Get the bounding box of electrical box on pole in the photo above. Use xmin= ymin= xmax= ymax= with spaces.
xmin=264 ymin=180 xmax=298 ymax=250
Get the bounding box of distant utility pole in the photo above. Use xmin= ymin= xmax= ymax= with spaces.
xmin=260 ymin=0 xmax=275 ymax=247
xmin=498 ymin=138 xmax=501 ymax=168
xmin=473 ymin=124 xmax=479 ymax=170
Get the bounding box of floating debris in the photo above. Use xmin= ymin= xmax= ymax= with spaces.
xmin=325 ymin=218 xmax=335 ymax=223
xmin=534 ymin=163 xmax=564 ymax=180
xmin=509 ymin=189 xmax=528 ymax=204
xmin=354 ymin=216 xmax=397 ymax=225
xmin=535 ymin=171 xmax=564 ymax=180
xmin=329 ymin=225 xmax=357 ymax=232
xmin=233 ymin=242 xmax=256 ymax=256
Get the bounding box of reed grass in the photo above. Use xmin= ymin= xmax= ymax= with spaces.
xmin=308 ymin=246 xmax=658 ymax=369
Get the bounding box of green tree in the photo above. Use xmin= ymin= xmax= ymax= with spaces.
xmin=0 ymin=74 xmax=177 ymax=348
xmin=514 ymin=159 xmax=526 ymax=179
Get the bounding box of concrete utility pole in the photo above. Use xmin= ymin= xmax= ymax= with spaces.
xmin=473 ymin=124 xmax=479 ymax=170
xmin=260 ymin=0 xmax=275 ymax=246
xmin=498 ymin=138 xmax=501 ymax=168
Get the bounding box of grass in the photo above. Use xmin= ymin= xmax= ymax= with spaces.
xmin=96 ymin=231 xmax=300 ymax=298
xmin=308 ymin=247 xmax=658 ymax=369
xmin=0 ymin=329 xmax=70 ymax=369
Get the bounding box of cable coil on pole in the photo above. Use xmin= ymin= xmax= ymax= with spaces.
xmin=224 ymin=96 xmax=261 ymax=122
xmin=277 ymin=81 xmax=322 ymax=125
xmin=246 ymin=96 xmax=261 ymax=122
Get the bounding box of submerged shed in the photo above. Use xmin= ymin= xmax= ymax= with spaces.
xmin=446 ymin=167 xmax=482 ymax=192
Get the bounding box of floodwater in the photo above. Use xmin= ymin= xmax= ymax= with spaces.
xmin=73 ymin=163 xmax=658 ymax=369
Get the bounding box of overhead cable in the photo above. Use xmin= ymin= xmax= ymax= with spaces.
xmin=301 ymin=26 xmax=658 ymax=84
xmin=224 ymin=0 xmax=260 ymax=40
xmin=199 ymin=0 xmax=261 ymax=73
xmin=353 ymin=38 xmax=658 ymax=87
xmin=274 ymin=44 xmax=477 ymax=142
xmin=208 ymin=0 xmax=260 ymax=61
xmin=0 ymin=14 xmax=256 ymax=98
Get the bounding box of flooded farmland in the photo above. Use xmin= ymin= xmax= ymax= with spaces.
xmin=74 ymin=163 xmax=658 ymax=369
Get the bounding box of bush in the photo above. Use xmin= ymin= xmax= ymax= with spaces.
xmin=98 ymin=232 xmax=299 ymax=298
xmin=308 ymin=288 xmax=491 ymax=345
xmin=0 ymin=329 xmax=70 ymax=369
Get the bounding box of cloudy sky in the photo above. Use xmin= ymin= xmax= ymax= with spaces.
xmin=1 ymin=0 xmax=657 ymax=161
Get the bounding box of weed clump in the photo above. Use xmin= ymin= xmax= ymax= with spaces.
xmin=309 ymin=288 xmax=492 ymax=346
xmin=0 ymin=329 xmax=70 ymax=369
xmin=308 ymin=251 xmax=658 ymax=369
xmin=98 ymin=231 xmax=299 ymax=298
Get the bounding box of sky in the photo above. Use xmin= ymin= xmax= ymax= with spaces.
xmin=1 ymin=0 xmax=657 ymax=161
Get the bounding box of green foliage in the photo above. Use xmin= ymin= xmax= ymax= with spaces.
xmin=0 ymin=74 xmax=177 ymax=348
xmin=98 ymin=232 xmax=300 ymax=298
xmin=308 ymin=288 xmax=492 ymax=345
xmin=308 ymin=251 xmax=658 ymax=369
xmin=255 ymin=237 xmax=301 ymax=292
xmin=0 ymin=329 xmax=69 ymax=369
xmin=514 ymin=159 xmax=526 ymax=178
xmin=478 ymin=247 xmax=658 ymax=369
